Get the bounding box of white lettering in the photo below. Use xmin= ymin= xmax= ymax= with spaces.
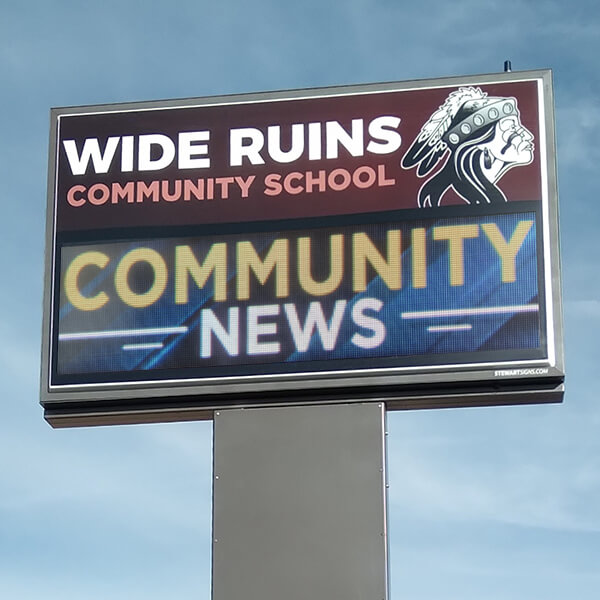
xmin=247 ymin=304 xmax=280 ymax=355
xmin=308 ymin=122 xmax=322 ymax=160
xmin=178 ymin=131 xmax=211 ymax=169
xmin=138 ymin=134 xmax=176 ymax=171
xmin=267 ymin=124 xmax=305 ymax=164
xmin=350 ymin=298 xmax=386 ymax=349
xmin=284 ymin=300 xmax=346 ymax=351
xmin=63 ymin=137 xmax=120 ymax=175
xmin=121 ymin=136 xmax=134 ymax=172
xmin=367 ymin=116 xmax=402 ymax=155
xmin=325 ymin=119 xmax=364 ymax=159
xmin=230 ymin=128 xmax=265 ymax=166
xmin=201 ymin=307 xmax=239 ymax=357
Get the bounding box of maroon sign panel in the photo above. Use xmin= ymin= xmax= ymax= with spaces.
xmin=41 ymin=70 xmax=564 ymax=427
xmin=55 ymin=80 xmax=542 ymax=231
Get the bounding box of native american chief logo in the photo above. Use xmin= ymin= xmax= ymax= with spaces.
xmin=401 ymin=87 xmax=534 ymax=207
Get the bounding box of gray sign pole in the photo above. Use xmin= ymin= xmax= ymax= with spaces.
xmin=212 ymin=402 xmax=389 ymax=600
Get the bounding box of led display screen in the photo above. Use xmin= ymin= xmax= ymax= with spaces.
xmin=55 ymin=209 xmax=542 ymax=383
xmin=41 ymin=70 xmax=564 ymax=425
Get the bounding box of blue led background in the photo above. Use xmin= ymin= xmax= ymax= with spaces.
xmin=55 ymin=211 xmax=542 ymax=382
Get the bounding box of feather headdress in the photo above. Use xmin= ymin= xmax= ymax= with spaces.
xmin=402 ymin=87 xmax=488 ymax=176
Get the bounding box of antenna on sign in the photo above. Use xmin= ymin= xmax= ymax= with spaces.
xmin=504 ymin=60 xmax=512 ymax=72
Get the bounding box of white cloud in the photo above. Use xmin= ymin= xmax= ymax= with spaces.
xmin=565 ymin=299 xmax=600 ymax=319
xmin=387 ymin=405 xmax=600 ymax=534
xmin=0 ymin=420 xmax=212 ymax=538
xmin=557 ymin=101 xmax=600 ymax=170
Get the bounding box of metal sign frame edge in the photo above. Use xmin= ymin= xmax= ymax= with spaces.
xmin=40 ymin=69 xmax=564 ymax=426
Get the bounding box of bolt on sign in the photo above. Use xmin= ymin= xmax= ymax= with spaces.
xmin=40 ymin=70 xmax=564 ymax=427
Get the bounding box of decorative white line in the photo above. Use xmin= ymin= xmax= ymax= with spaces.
xmin=402 ymin=303 xmax=539 ymax=319
xmin=122 ymin=342 xmax=164 ymax=351
xmin=59 ymin=326 xmax=188 ymax=341
xmin=427 ymin=324 xmax=473 ymax=332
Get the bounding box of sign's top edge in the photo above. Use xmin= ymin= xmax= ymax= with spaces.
xmin=51 ymin=68 xmax=552 ymax=116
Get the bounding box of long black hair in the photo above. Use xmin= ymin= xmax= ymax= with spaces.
xmin=416 ymin=123 xmax=506 ymax=207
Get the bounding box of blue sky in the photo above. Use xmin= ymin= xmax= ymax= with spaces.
xmin=1 ymin=1 xmax=600 ymax=598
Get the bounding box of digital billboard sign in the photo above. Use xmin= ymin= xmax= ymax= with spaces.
xmin=41 ymin=70 xmax=564 ymax=426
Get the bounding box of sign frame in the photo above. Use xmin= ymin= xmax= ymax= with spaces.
xmin=40 ymin=69 xmax=564 ymax=427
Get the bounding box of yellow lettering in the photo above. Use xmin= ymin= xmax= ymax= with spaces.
xmin=433 ymin=225 xmax=479 ymax=286
xmin=236 ymin=239 xmax=289 ymax=300
xmin=298 ymin=234 xmax=343 ymax=296
xmin=114 ymin=248 xmax=168 ymax=308
xmin=353 ymin=230 xmax=401 ymax=292
xmin=64 ymin=251 xmax=110 ymax=311
xmin=411 ymin=227 xmax=427 ymax=289
xmin=175 ymin=243 xmax=227 ymax=303
xmin=481 ymin=220 xmax=533 ymax=283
